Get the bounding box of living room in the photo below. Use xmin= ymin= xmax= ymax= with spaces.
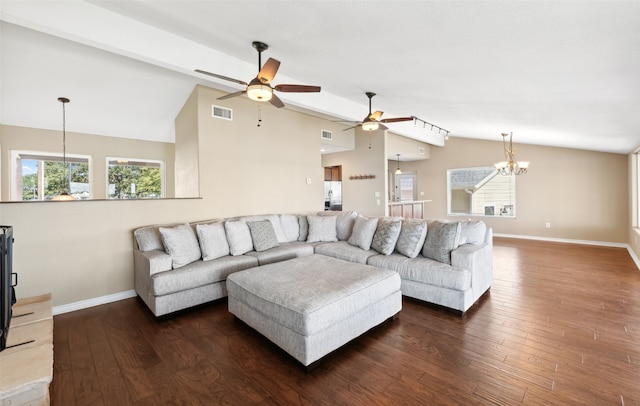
xmin=1 ymin=1 xmax=639 ymax=404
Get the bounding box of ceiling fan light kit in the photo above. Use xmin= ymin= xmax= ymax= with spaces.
xmin=195 ymin=41 xmax=320 ymax=109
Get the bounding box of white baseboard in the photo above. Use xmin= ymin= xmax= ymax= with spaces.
xmin=52 ymin=289 xmax=137 ymax=315
xmin=494 ymin=233 xmax=640 ymax=270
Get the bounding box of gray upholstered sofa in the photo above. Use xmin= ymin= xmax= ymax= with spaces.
xmin=133 ymin=211 xmax=492 ymax=317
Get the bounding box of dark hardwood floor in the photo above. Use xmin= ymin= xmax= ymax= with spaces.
xmin=50 ymin=238 xmax=640 ymax=405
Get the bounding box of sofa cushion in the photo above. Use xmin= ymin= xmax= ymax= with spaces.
xmin=150 ymin=255 xmax=259 ymax=296
xmin=367 ymin=253 xmax=471 ymax=291
xmin=306 ymin=215 xmax=338 ymax=242
xmin=159 ymin=223 xmax=202 ymax=269
xmin=280 ymin=214 xmax=300 ymax=243
xmin=422 ymin=221 xmax=461 ymax=264
xmin=371 ymin=217 xmax=402 ymax=255
xmin=297 ymin=215 xmax=309 ymax=242
xmin=458 ymin=221 xmax=487 ymax=245
xmin=196 ymin=222 xmax=230 ymax=261
xmin=247 ymin=220 xmax=280 ymax=252
xmin=314 ymin=241 xmax=378 ymax=264
xmin=396 ymin=219 xmax=428 ymax=259
xmin=348 ymin=216 xmax=379 ymax=250
xmin=225 ymin=220 xmax=254 ymax=256
xmin=317 ymin=210 xmax=357 ymax=240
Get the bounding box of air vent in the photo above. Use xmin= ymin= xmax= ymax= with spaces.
xmin=418 ymin=147 xmax=425 ymax=155
xmin=212 ymin=105 xmax=232 ymax=120
xmin=321 ymin=130 xmax=332 ymax=140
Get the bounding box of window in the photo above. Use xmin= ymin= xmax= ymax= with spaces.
xmin=11 ymin=151 xmax=91 ymax=201
xmin=447 ymin=166 xmax=516 ymax=217
xmin=107 ymin=158 xmax=164 ymax=199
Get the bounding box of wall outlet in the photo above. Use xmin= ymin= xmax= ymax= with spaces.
xmin=375 ymin=191 xmax=380 ymax=198
xmin=545 ymin=222 xmax=551 ymax=229
xmin=376 ymin=199 xmax=380 ymax=206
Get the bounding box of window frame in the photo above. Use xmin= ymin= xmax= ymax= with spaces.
xmin=447 ymin=166 xmax=517 ymax=218
xmin=10 ymin=150 xmax=93 ymax=201
xmin=105 ymin=157 xmax=165 ymax=199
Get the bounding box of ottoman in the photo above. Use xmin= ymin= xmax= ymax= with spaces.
xmin=226 ymin=254 xmax=402 ymax=368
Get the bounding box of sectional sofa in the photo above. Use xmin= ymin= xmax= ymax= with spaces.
xmin=133 ymin=211 xmax=493 ymax=317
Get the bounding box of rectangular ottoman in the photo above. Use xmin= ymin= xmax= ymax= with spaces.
xmin=226 ymin=254 xmax=402 ymax=368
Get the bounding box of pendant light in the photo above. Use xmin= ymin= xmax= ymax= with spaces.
xmin=394 ymin=154 xmax=402 ymax=175
xmin=52 ymin=97 xmax=76 ymax=201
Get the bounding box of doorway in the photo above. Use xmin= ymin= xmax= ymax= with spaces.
xmin=394 ymin=172 xmax=417 ymax=201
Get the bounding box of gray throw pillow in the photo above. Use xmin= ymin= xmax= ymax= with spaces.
xmin=247 ymin=220 xmax=280 ymax=252
xmin=347 ymin=216 xmax=379 ymax=250
xmin=134 ymin=226 xmax=164 ymax=252
xmin=458 ymin=221 xmax=487 ymax=245
xmin=316 ymin=210 xmax=357 ymax=240
xmin=396 ymin=219 xmax=427 ymax=258
xmin=306 ymin=215 xmax=338 ymax=242
xmin=224 ymin=220 xmax=254 ymax=256
xmin=196 ymin=222 xmax=230 ymax=261
xmin=159 ymin=223 xmax=202 ymax=269
xmin=422 ymin=221 xmax=461 ymax=264
xmin=371 ymin=218 xmax=402 ymax=255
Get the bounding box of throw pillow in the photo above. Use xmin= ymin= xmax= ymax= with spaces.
xmin=347 ymin=216 xmax=379 ymax=250
xmin=224 ymin=220 xmax=254 ymax=256
xmin=306 ymin=215 xmax=338 ymax=243
xmin=371 ymin=218 xmax=402 ymax=255
xmin=297 ymin=215 xmax=309 ymax=241
xmin=134 ymin=226 xmax=165 ymax=252
xmin=316 ymin=210 xmax=357 ymax=240
xmin=458 ymin=221 xmax=487 ymax=245
xmin=247 ymin=220 xmax=280 ymax=252
xmin=422 ymin=221 xmax=461 ymax=264
xmin=196 ymin=222 xmax=230 ymax=261
xmin=158 ymin=223 xmax=201 ymax=269
xmin=396 ymin=218 xmax=427 ymax=258
xmin=280 ymin=214 xmax=300 ymax=243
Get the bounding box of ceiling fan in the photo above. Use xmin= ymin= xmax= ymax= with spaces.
xmin=195 ymin=41 xmax=321 ymax=108
xmin=344 ymin=92 xmax=414 ymax=131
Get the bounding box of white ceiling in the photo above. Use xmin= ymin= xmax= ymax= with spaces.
xmin=1 ymin=1 xmax=640 ymax=154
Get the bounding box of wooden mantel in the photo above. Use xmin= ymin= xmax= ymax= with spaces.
xmin=388 ymin=200 xmax=432 ymax=219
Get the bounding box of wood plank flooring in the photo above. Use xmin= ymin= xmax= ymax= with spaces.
xmin=50 ymin=238 xmax=640 ymax=405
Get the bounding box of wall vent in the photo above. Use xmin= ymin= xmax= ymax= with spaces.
xmin=212 ymin=105 xmax=232 ymax=120
xmin=418 ymin=147 xmax=425 ymax=155
xmin=321 ymin=130 xmax=332 ymax=140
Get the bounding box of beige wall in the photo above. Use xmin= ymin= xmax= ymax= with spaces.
xmin=403 ymin=136 xmax=628 ymax=243
xmin=0 ymin=86 xmax=347 ymax=306
xmin=0 ymin=124 xmax=176 ymax=200
xmin=322 ymin=128 xmax=388 ymax=216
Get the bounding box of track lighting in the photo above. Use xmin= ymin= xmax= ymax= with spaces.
xmin=411 ymin=116 xmax=449 ymax=140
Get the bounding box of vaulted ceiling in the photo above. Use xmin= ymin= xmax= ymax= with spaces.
xmin=2 ymin=1 xmax=639 ymax=154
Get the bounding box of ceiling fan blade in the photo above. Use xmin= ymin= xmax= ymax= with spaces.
xmin=342 ymin=123 xmax=362 ymax=131
xmin=195 ymin=69 xmax=247 ymax=86
xmin=273 ymin=84 xmax=321 ymax=93
xmin=380 ymin=116 xmax=414 ymax=123
xmin=379 ymin=123 xmax=389 ymax=131
xmin=369 ymin=111 xmax=383 ymax=121
xmin=217 ymin=90 xmax=246 ymax=100
xmin=269 ymin=93 xmax=285 ymax=108
xmin=258 ymin=58 xmax=280 ymax=84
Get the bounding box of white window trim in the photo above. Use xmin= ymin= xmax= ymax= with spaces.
xmin=105 ymin=157 xmax=165 ymax=199
xmin=10 ymin=150 xmax=93 ymax=201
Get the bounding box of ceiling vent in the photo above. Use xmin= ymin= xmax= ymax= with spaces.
xmin=212 ymin=105 xmax=232 ymax=120
xmin=321 ymin=130 xmax=332 ymax=140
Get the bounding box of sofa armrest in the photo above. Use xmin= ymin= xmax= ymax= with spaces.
xmin=134 ymin=248 xmax=172 ymax=276
xmin=451 ymin=227 xmax=493 ymax=294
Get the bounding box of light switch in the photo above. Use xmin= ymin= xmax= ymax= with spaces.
xmin=306 ymin=178 xmax=311 ymax=184
xmin=375 ymin=191 xmax=380 ymax=198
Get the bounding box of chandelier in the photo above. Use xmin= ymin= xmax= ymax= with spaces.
xmin=494 ymin=132 xmax=529 ymax=175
